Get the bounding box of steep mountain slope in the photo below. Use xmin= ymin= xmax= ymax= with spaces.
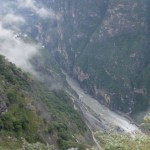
xmin=15 ymin=0 xmax=150 ymax=116
xmin=0 ymin=55 xmax=92 ymax=150
xmin=1 ymin=0 xmax=150 ymax=149
xmin=40 ymin=0 xmax=150 ymax=116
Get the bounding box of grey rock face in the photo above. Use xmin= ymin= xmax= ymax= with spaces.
xmin=1 ymin=0 xmax=150 ymax=115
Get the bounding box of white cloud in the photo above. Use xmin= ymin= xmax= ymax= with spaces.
xmin=0 ymin=23 xmax=39 ymax=74
xmin=38 ymin=7 xmax=51 ymax=18
xmin=0 ymin=1 xmax=59 ymax=77
xmin=0 ymin=11 xmax=25 ymax=31
xmin=2 ymin=14 xmax=25 ymax=25
xmin=17 ymin=0 xmax=55 ymax=19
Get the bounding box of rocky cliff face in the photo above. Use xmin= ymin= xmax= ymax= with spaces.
xmin=2 ymin=0 xmax=150 ymax=115
xmin=51 ymin=0 xmax=150 ymax=115
xmin=0 ymin=55 xmax=92 ymax=150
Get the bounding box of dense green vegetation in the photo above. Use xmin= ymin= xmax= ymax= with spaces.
xmin=143 ymin=113 xmax=150 ymax=132
xmin=0 ymin=55 xmax=88 ymax=150
xmin=19 ymin=139 xmax=53 ymax=150
xmin=32 ymin=85 xmax=88 ymax=150
xmin=94 ymin=113 xmax=150 ymax=150
xmin=95 ymin=131 xmax=150 ymax=150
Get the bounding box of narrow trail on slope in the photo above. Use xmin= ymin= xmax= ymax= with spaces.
xmin=91 ymin=132 xmax=103 ymax=150
xmin=89 ymin=126 xmax=103 ymax=150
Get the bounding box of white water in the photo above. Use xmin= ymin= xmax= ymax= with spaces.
xmin=65 ymin=73 xmax=141 ymax=134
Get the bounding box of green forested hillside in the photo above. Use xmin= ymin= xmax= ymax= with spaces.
xmin=0 ymin=55 xmax=90 ymax=150
xmin=94 ymin=113 xmax=150 ymax=150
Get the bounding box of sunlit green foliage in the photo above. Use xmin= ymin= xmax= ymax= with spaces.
xmin=143 ymin=113 xmax=150 ymax=131
xmin=0 ymin=55 xmax=87 ymax=149
xmin=95 ymin=131 xmax=150 ymax=150
xmin=19 ymin=139 xmax=53 ymax=150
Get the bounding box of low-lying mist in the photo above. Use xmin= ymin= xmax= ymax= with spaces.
xmin=0 ymin=1 xmax=40 ymax=74
xmin=0 ymin=0 xmax=64 ymax=90
xmin=0 ymin=24 xmax=39 ymax=74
